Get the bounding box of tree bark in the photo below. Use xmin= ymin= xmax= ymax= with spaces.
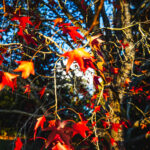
xmin=110 ymin=1 xmax=135 ymax=150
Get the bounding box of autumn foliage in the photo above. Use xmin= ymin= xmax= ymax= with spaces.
xmin=0 ymin=0 xmax=150 ymax=150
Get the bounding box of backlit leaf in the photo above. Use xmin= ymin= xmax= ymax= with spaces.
xmin=14 ymin=61 xmax=35 ymax=79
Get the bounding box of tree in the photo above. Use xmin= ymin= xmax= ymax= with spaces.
xmin=0 ymin=0 xmax=150 ymax=150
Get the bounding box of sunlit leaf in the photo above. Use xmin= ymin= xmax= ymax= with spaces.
xmin=14 ymin=61 xmax=35 ymax=79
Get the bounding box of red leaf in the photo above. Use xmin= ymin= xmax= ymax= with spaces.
xmin=110 ymin=138 xmax=116 ymax=146
xmin=91 ymin=94 xmax=98 ymax=102
xmin=24 ymin=84 xmax=31 ymax=97
xmin=0 ymin=29 xmax=6 ymax=32
xmin=34 ymin=115 xmax=46 ymax=140
xmin=14 ymin=61 xmax=35 ymax=79
xmin=11 ymin=15 xmax=33 ymax=29
xmin=103 ymin=90 xmax=109 ymax=101
xmin=93 ymin=75 xmax=101 ymax=89
xmin=38 ymin=86 xmax=46 ymax=98
xmin=17 ymin=27 xmax=37 ymax=46
xmin=101 ymin=120 xmax=109 ymax=128
xmin=111 ymin=67 xmax=119 ymax=74
xmin=59 ymin=24 xmax=83 ymax=42
xmin=92 ymin=121 xmax=96 ymax=127
xmin=81 ymin=0 xmax=86 ymax=11
xmin=91 ymin=137 xmax=98 ymax=144
xmin=83 ymin=58 xmax=96 ymax=72
xmin=130 ymin=86 xmax=143 ymax=94
xmin=0 ymin=71 xmax=19 ymax=91
xmin=89 ymin=34 xmax=104 ymax=50
xmin=72 ymin=121 xmax=91 ymax=138
xmin=0 ymin=55 xmax=4 ymax=65
xmin=94 ymin=105 xmax=101 ymax=113
xmin=61 ymin=48 xmax=95 ymax=73
xmin=119 ymin=40 xmax=129 ymax=49
xmin=146 ymin=95 xmax=150 ymax=101
xmin=45 ymin=120 xmax=72 ymax=149
xmin=14 ymin=137 xmax=23 ymax=150
xmin=0 ymin=47 xmax=7 ymax=54
xmin=90 ymin=102 xmax=94 ymax=109
xmin=121 ymin=121 xmax=128 ymax=128
xmin=101 ymin=120 xmax=110 ymax=128
xmin=111 ymin=123 xmax=121 ymax=133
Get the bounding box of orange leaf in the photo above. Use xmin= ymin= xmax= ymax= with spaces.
xmin=34 ymin=115 xmax=46 ymax=140
xmin=61 ymin=48 xmax=95 ymax=73
xmin=14 ymin=137 xmax=23 ymax=150
xmin=134 ymin=60 xmax=141 ymax=65
xmin=52 ymin=142 xmax=71 ymax=150
xmin=14 ymin=61 xmax=35 ymax=79
xmin=124 ymin=78 xmax=131 ymax=85
xmin=53 ymin=18 xmax=63 ymax=27
xmin=141 ymin=124 xmax=147 ymax=130
xmin=97 ymin=62 xmax=104 ymax=71
xmin=0 ymin=71 xmax=19 ymax=91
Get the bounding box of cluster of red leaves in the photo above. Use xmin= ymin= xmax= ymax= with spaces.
xmin=32 ymin=116 xmax=92 ymax=150
xmin=101 ymin=120 xmax=128 ymax=133
xmin=130 ymin=86 xmax=143 ymax=94
xmin=11 ymin=14 xmax=37 ymax=46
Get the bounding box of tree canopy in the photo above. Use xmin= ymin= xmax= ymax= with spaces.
xmin=0 ymin=0 xmax=150 ymax=150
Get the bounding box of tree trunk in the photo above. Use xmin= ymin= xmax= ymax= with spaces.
xmin=110 ymin=1 xmax=135 ymax=150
